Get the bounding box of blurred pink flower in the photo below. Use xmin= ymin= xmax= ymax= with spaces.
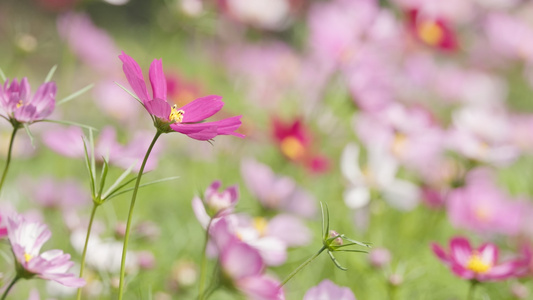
xmin=192 ymin=180 xmax=239 ymax=228
xmin=432 ymin=237 xmax=525 ymax=281
xmin=369 ymin=247 xmax=391 ymax=269
xmin=241 ymin=158 xmax=317 ymax=218
xmin=31 ymin=177 xmax=90 ymax=209
xmin=218 ymin=0 xmax=295 ymax=30
xmin=210 ymin=218 xmax=285 ymax=299
xmin=0 ymin=78 xmax=56 ymax=124
xmin=406 ymin=9 xmax=458 ymax=51
xmin=304 ymin=279 xmax=356 ymax=300
xmin=57 ymin=12 xmax=119 ymax=75
xmin=447 ymin=173 xmax=526 ymax=236
xmin=119 ymin=52 xmax=243 ymax=140
xmin=7 ymin=214 xmax=85 ymax=287
xmin=42 ymin=126 xmax=163 ymax=172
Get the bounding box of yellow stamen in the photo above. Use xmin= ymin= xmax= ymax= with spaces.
xmin=391 ymin=133 xmax=408 ymax=157
xmin=466 ymin=252 xmax=491 ymax=274
xmin=24 ymin=253 xmax=32 ymax=263
xmin=253 ymin=217 xmax=268 ymax=237
xmin=418 ymin=21 xmax=444 ymax=46
xmin=169 ymin=104 xmax=185 ymax=123
xmin=16 ymin=100 xmax=23 ymax=108
xmin=280 ymin=137 xmax=305 ymax=160
xmin=474 ymin=206 xmax=492 ymax=222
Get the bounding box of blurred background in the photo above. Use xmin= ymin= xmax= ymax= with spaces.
xmin=1 ymin=0 xmax=533 ymax=299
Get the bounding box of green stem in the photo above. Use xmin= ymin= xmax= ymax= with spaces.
xmin=118 ymin=131 xmax=162 ymax=300
xmin=467 ymin=280 xmax=478 ymax=300
xmin=198 ymin=218 xmax=214 ymax=300
xmin=1 ymin=276 xmax=20 ymax=300
xmin=76 ymin=203 xmax=99 ymax=300
xmin=0 ymin=125 xmax=19 ymax=193
xmin=280 ymin=246 xmax=327 ymax=286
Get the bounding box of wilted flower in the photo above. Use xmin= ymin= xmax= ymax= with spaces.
xmin=119 ymin=52 xmax=243 ymax=140
xmin=0 ymin=78 xmax=56 ymax=125
xmin=303 ymin=279 xmax=356 ymax=300
xmin=7 ymin=214 xmax=85 ymax=287
xmin=432 ymin=236 xmax=525 ymax=281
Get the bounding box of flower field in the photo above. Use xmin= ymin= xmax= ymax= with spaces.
xmin=1 ymin=0 xmax=533 ymax=299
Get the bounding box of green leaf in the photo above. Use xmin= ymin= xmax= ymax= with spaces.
xmin=114 ymin=81 xmax=143 ymax=105
xmin=327 ymin=251 xmax=347 ymax=271
xmin=22 ymin=123 xmax=35 ymax=148
xmin=57 ymin=83 xmax=94 ymax=106
xmin=44 ymin=65 xmax=58 ymax=82
xmin=38 ymin=119 xmax=97 ymax=131
xmin=82 ymin=137 xmax=96 ymax=198
xmin=97 ymin=157 xmax=109 ymax=198
xmin=101 ymin=163 xmax=136 ymax=199
xmin=106 ymin=176 xmax=180 ymax=200
xmin=0 ymin=67 xmax=6 ymax=82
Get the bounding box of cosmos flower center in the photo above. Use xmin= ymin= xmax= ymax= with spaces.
xmin=280 ymin=137 xmax=305 ymax=160
xmin=466 ymin=252 xmax=491 ymax=274
xmin=474 ymin=206 xmax=492 ymax=222
xmin=16 ymin=100 xmax=23 ymax=108
xmin=169 ymin=104 xmax=185 ymax=123
xmin=391 ymin=133 xmax=408 ymax=157
xmin=418 ymin=21 xmax=444 ymax=46
xmin=24 ymin=252 xmax=33 ymax=263
xmin=253 ymin=217 xmax=268 ymax=236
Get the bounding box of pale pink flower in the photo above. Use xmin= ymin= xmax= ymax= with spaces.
xmin=447 ymin=172 xmax=526 ymax=236
xmin=192 ymin=180 xmax=239 ymax=228
xmin=7 ymin=214 xmax=85 ymax=287
xmin=304 ymin=279 xmax=356 ymax=300
xmin=0 ymin=78 xmax=56 ymax=124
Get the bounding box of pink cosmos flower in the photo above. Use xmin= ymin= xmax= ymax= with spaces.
xmin=192 ymin=180 xmax=239 ymax=228
xmin=119 ymin=52 xmax=243 ymax=141
xmin=210 ymin=218 xmax=285 ymax=299
xmin=241 ymin=158 xmax=317 ymax=218
xmin=0 ymin=78 xmax=56 ymax=124
xmin=7 ymin=214 xmax=85 ymax=287
xmin=432 ymin=237 xmax=525 ymax=281
xmin=303 ymin=279 xmax=356 ymax=300
xmin=447 ymin=171 xmax=526 ymax=236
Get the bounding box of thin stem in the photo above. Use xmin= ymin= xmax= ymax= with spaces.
xmin=76 ymin=203 xmax=99 ymax=300
xmin=198 ymin=218 xmax=214 ymax=300
xmin=1 ymin=276 xmax=20 ymax=300
xmin=0 ymin=125 xmax=19 ymax=193
xmin=118 ymin=131 xmax=162 ymax=300
xmin=280 ymin=246 xmax=327 ymax=286
xmin=467 ymin=280 xmax=478 ymax=300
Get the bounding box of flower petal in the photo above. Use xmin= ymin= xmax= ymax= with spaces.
xmin=119 ymin=51 xmax=150 ymax=105
xmin=145 ymin=98 xmax=171 ymax=120
xmin=449 ymin=237 xmax=472 ymax=267
xmin=149 ymin=59 xmax=167 ymax=101
xmin=180 ymin=95 xmax=223 ymax=123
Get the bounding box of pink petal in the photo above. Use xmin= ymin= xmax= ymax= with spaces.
xmin=221 ymin=239 xmax=264 ymax=280
xmin=119 ymin=51 xmax=150 ymax=105
xmin=304 ymin=279 xmax=356 ymax=300
xmin=149 ymin=59 xmax=167 ymax=101
xmin=145 ymin=98 xmax=171 ymax=120
xmin=180 ymin=95 xmax=223 ymax=123
xmin=237 ymin=276 xmax=285 ymax=300
xmin=431 ymin=243 xmax=450 ymax=264
xmin=478 ymin=243 xmax=498 ymax=266
xmin=450 ymin=237 xmax=472 ymax=267
xmin=31 ymin=82 xmax=56 ymax=119
xmin=451 ymin=262 xmax=475 ymax=279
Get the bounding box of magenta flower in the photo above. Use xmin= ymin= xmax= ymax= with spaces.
xmin=0 ymin=78 xmax=56 ymax=124
xmin=303 ymin=279 xmax=356 ymax=300
xmin=119 ymin=52 xmax=244 ymax=140
xmin=7 ymin=214 xmax=85 ymax=287
xmin=432 ymin=237 xmax=525 ymax=281
xmin=0 ymin=214 xmax=6 ymax=239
